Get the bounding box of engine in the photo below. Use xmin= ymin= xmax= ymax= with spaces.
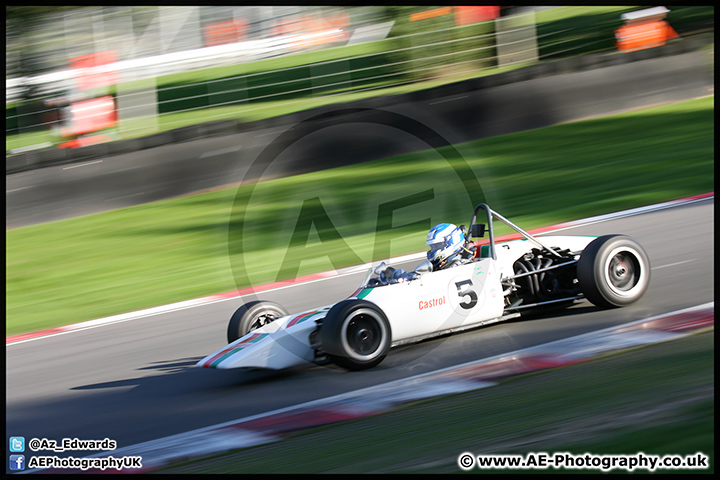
xmin=504 ymin=247 xmax=581 ymax=309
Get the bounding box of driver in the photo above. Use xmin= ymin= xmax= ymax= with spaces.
xmin=426 ymin=223 xmax=475 ymax=270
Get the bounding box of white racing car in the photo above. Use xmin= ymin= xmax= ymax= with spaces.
xmin=197 ymin=204 xmax=650 ymax=371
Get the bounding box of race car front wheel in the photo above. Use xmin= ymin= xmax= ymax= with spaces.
xmin=227 ymin=300 xmax=289 ymax=343
xmin=320 ymin=299 xmax=391 ymax=371
xmin=577 ymin=235 xmax=650 ymax=309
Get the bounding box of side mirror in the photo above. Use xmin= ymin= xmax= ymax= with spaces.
xmin=414 ymin=260 xmax=433 ymax=275
xmin=470 ymin=224 xmax=486 ymax=238
xmin=374 ymin=262 xmax=388 ymax=275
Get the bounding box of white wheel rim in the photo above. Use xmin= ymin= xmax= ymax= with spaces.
xmin=602 ymin=246 xmax=648 ymax=298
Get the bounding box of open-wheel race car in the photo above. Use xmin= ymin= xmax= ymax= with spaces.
xmin=197 ymin=204 xmax=650 ymax=371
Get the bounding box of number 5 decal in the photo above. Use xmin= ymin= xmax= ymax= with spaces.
xmin=455 ymin=279 xmax=478 ymax=310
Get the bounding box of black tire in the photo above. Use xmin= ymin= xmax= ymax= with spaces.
xmin=320 ymin=299 xmax=392 ymax=371
xmin=227 ymin=300 xmax=289 ymax=343
xmin=577 ymin=235 xmax=650 ymax=309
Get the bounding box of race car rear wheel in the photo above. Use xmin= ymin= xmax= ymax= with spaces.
xmin=320 ymin=299 xmax=391 ymax=371
xmin=577 ymin=235 xmax=650 ymax=309
xmin=227 ymin=300 xmax=289 ymax=343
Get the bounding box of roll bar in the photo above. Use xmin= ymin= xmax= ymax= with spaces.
xmin=468 ymin=204 xmax=563 ymax=260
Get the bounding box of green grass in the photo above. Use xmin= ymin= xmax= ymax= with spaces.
xmin=6 ymin=6 xmax=713 ymax=151
xmin=3 ymin=61 xmax=530 ymax=152
xmin=131 ymin=64 xmax=517 ymax=132
xmin=5 ymin=96 xmax=713 ymax=337
xmin=5 ymin=129 xmax=58 ymax=152
xmin=157 ymin=330 xmax=714 ymax=474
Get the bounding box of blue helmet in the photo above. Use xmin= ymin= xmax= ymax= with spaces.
xmin=426 ymin=223 xmax=465 ymax=268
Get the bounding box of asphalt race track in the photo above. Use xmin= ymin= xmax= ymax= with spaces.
xmin=5 ymin=197 xmax=713 ymax=469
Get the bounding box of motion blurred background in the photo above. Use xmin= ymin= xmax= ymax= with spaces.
xmin=6 ymin=6 xmax=713 ymax=152
xmin=6 ymin=6 xmax=714 ymax=335
xmin=5 ymin=7 xmax=715 ymax=473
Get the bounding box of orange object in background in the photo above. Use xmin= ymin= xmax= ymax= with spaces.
xmin=282 ymin=12 xmax=349 ymax=50
xmin=57 ymin=134 xmax=113 ymax=149
xmin=59 ymin=96 xmax=117 ymax=139
xmin=61 ymin=54 xmax=119 ymax=146
xmin=204 ymin=19 xmax=248 ymax=47
xmin=615 ymin=7 xmax=679 ymax=52
xmin=410 ymin=7 xmax=452 ymax=22
xmin=70 ymin=51 xmax=118 ymax=91
xmin=454 ymin=6 xmax=501 ymax=26
xmin=325 ymin=12 xmax=350 ymax=33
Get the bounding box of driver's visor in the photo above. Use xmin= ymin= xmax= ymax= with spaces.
xmin=427 ymin=240 xmax=446 ymax=255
